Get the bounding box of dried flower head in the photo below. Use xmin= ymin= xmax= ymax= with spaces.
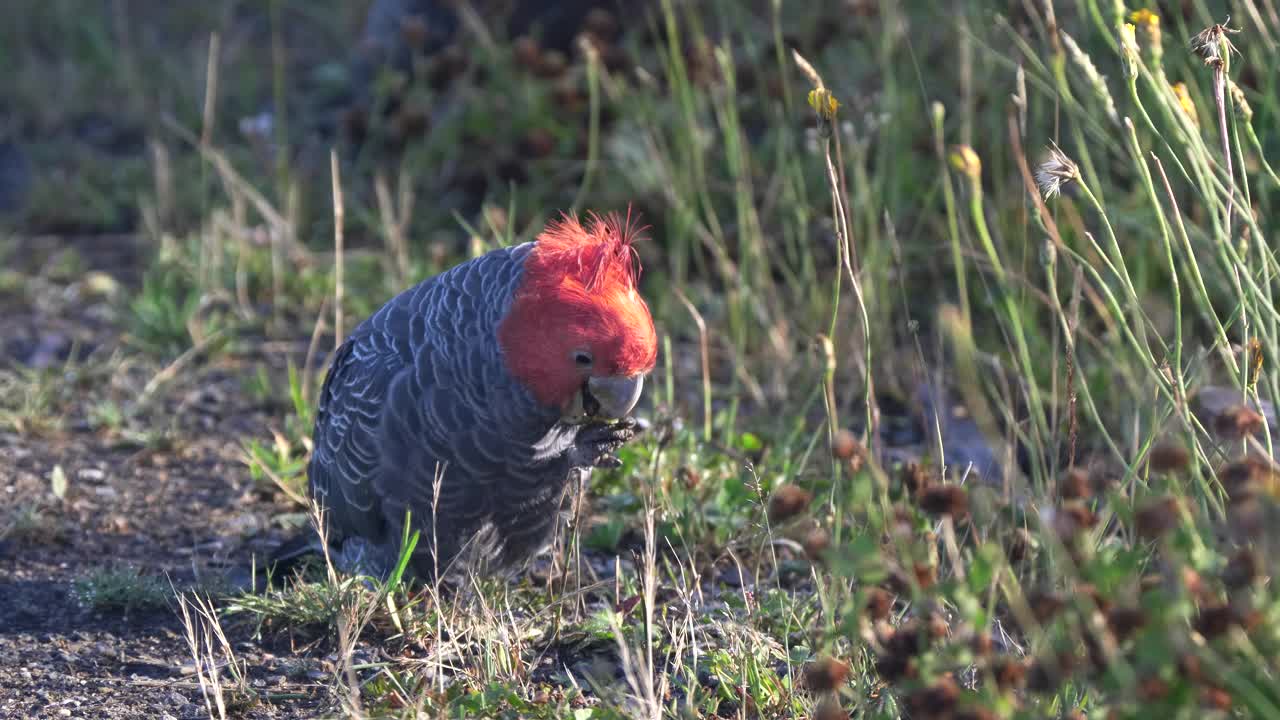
xmin=831 ymin=428 xmax=861 ymax=460
xmin=1213 ymin=404 xmax=1265 ymax=438
xmin=1035 ymin=143 xmax=1080 ymax=199
xmin=917 ymin=484 xmax=969 ymax=518
xmin=1191 ymin=20 xmax=1240 ymax=66
xmin=1217 ymin=455 xmax=1278 ymax=501
xmin=812 ymin=700 xmax=848 ymax=720
xmin=1059 ymin=468 xmax=1093 ymax=500
xmin=900 ymin=460 xmax=932 ymax=496
xmin=1195 ymin=602 xmax=1242 ymax=638
xmin=1105 ymin=606 xmax=1146 ymax=642
xmin=991 ymin=656 xmax=1027 ymax=690
xmin=971 ymin=631 xmax=993 ymax=657
xmin=801 ymin=656 xmax=850 ymax=692
xmin=865 ymin=587 xmax=894 ymax=621
xmin=1222 ymin=548 xmax=1259 ymax=589
xmin=803 ymin=527 xmax=831 ymax=562
xmin=1134 ymin=496 xmax=1182 ymax=539
xmin=1202 ymin=686 xmax=1233 ymax=711
xmin=905 ymin=676 xmax=960 ymax=717
xmin=1049 ymin=502 xmax=1097 ymax=540
xmin=1027 ymin=590 xmax=1065 ymax=624
xmin=768 ymin=484 xmax=813 ymax=522
xmin=1138 ymin=676 xmax=1172 ymax=701
xmin=1148 ymin=442 xmax=1191 ymax=473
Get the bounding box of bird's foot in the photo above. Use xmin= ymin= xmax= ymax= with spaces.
xmin=576 ymin=417 xmax=638 ymax=468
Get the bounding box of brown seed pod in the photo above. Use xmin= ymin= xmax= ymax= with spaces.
xmin=1222 ymin=548 xmax=1259 ymax=589
xmin=513 ymin=35 xmax=541 ymax=68
xmin=874 ymin=652 xmax=915 ymax=681
xmin=1054 ymin=502 xmax=1097 ymax=539
xmin=1213 ymin=404 xmax=1265 ymax=438
xmin=900 ymin=460 xmax=931 ymax=496
xmin=1177 ymin=653 xmax=1203 ymax=682
xmin=812 ymin=699 xmax=848 ymax=720
xmin=917 ymin=484 xmax=969 ymax=518
xmin=519 ymin=127 xmax=557 ymax=158
xmin=1201 ymin=686 xmax=1233 ymax=711
xmin=801 ymin=656 xmax=850 ymax=692
xmin=1148 ymin=442 xmax=1191 ymax=472
xmin=767 ymin=484 xmax=813 ymax=522
xmin=535 ymin=49 xmax=569 ymax=79
xmin=831 ymin=428 xmax=860 ymax=460
xmin=1134 ymin=496 xmax=1181 ymax=539
xmin=1025 ymin=652 xmax=1074 ymax=693
xmin=1059 ymin=468 xmax=1092 ymax=500
xmin=1105 ymin=606 xmax=1146 ymax=642
xmin=1195 ymin=603 xmax=1240 ymax=638
xmin=1027 ymin=590 xmax=1065 ymax=624
xmin=1218 ymin=455 xmax=1280 ymax=502
xmin=905 ymin=675 xmax=960 ymax=717
xmin=970 ymin=631 xmax=993 ymax=658
xmin=913 ymin=561 xmax=937 ymax=589
xmin=1076 ymin=583 xmax=1112 ymax=613
xmin=1138 ymin=676 xmax=1171 ymax=702
xmin=991 ymin=656 xmax=1027 ymax=690
xmin=1006 ymin=527 xmax=1035 ymax=563
xmin=392 ymin=104 xmax=430 ymax=140
xmin=864 ymin=587 xmax=893 ymax=621
xmin=802 ymin=527 xmax=831 ymax=562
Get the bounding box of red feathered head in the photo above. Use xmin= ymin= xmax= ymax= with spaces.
xmin=499 ymin=210 xmax=658 ymax=411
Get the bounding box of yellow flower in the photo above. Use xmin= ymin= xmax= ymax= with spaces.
xmin=1120 ymin=23 xmax=1140 ymax=76
xmin=807 ymin=88 xmax=840 ymax=122
xmin=1170 ymin=82 xmax=1199 ymax=128
xmin=948 ymin=145 xmax=982 ymax=180
xmin=1129 ymin=8 xmax=1159 ymax=29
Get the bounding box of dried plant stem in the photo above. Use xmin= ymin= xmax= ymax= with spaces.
xmin=331 ymin=150 xmax=345 ymax=349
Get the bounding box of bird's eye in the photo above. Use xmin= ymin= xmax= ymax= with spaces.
xmin=574 ymin=351 xmax=594 ymax=367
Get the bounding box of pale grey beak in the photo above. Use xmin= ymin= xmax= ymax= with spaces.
xmin=586 ymin=374 xmax=644 ymax=420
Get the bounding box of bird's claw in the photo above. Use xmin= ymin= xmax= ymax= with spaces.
xmin=594 ymin=454 xmax=623 ymax=469
xmin=576 ymin=417 xmax=638 ymax=469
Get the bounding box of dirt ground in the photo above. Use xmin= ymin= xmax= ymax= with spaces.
xmin=0 ymin=236 xmax=332 ymax=719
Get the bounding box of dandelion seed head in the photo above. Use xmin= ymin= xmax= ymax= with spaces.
xmin=1035 ymin=143 xmax=1079 ymax=199
xmin=1191 ymin=20 xmax=1240 ymax=65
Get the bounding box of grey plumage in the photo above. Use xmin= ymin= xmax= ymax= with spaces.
xmin=305 ymin=242 xmax=635 ymax=579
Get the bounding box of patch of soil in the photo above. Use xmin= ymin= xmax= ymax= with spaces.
xmin=0 ymin=251 xmax=331 ymax=718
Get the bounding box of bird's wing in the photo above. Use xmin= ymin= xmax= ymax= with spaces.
xmin=308 ymin=321 xmax=413 ymax=545
xmin=309 ymin=244 xmax=567 ymax=566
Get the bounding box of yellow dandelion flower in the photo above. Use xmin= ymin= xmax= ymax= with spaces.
xmin=807 ymin=88 xmax=840 ymax=122
xmin=1129 ymin=9 xmax=1159 ymax=28
xmin=1120 ymin=23 xmax=1140 ymax=76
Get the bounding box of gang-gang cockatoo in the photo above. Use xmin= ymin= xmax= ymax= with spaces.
xmin=296 ymin=211 xmax=657 ymax=579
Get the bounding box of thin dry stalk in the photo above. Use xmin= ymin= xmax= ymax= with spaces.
xmin=301 ymin=296 xmax=330 ymax=407
xmin=331 ymin=150 xmax=345 ymax=348
xmin=201 ymin=33 xmax=220 ymax=147
xmin=674 ymin=289 xmax=712 ymax=441
xmin=374 ymin=171 xmax=413 ymax=287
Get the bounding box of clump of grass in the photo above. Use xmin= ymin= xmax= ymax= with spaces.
xmin=73 ymin=566 xmax=172 ymax=614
